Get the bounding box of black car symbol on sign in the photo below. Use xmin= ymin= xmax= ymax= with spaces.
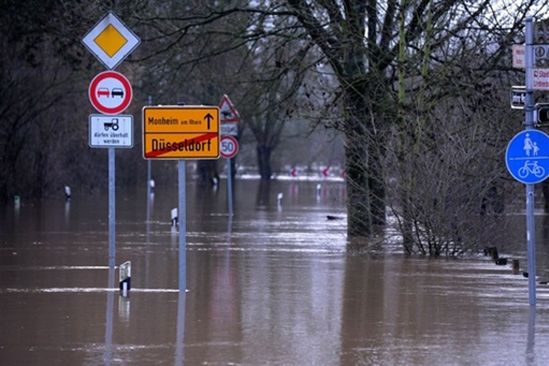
xmin=111 ymin=88 xmax=124 ymax=98
xmin=104 ymin=118 xmax=119 ymax=131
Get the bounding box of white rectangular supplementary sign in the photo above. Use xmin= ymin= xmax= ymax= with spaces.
xmin=510 ymin=86 xmax=526 ymax=110
xmin=89 ymin=114 xmax=133 ymax=148
xmin=513 ymin=44 xmax=525 ymax=68
xmin=533 ymin=69 xmax=549 ymax=90
xmin=220 ymin=123 xmax=238 ymax=136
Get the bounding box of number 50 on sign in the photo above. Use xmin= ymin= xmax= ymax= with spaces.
xmin=220 ymin=135 xmax=239 ymax=159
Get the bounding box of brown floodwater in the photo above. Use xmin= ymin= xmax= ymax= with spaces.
xmin=2 ymin=178 xmax=549 ymax=365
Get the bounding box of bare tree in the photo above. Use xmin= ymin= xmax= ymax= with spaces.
xmin=241 ymin=33 xmax=313 ymax=178
xmin=132 ymin=0 xmax=542 ymax=248
xmin=387 ymin=1 xmax=538 ymax=255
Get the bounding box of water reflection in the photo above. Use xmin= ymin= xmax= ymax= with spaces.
xmin=527 ymin=307 xmax=536 ymax=366
xmin=175 ymin=291 xmax=186 ymax=366
xmin=64 ymin=199 xmax=70 ymax=228
xmin=2 ymin=180 xmax=549 ymax=365
xmin=104 ymin=268 xmax=115 ymax=366
xmin=255 ymin=179 xmax=271 ymax=209
xmin=144 ymin=191 xmax=153 ymax=289
xmin=118 ymin=294 xmax=130 ymax=322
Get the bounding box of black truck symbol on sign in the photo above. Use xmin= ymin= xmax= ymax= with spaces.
xmin=104 ymin=118 xmax=119 ymax=131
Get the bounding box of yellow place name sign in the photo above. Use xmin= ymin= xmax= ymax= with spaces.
xmin=143 ymin=106 xmax=220 ymax=159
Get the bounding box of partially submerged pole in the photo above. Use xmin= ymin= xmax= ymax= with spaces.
xmin=525 ymin=17 xmax=537 ymax=307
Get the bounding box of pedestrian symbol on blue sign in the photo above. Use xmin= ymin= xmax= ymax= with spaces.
xmin=506 ymin=129 xmax=549 ymax=184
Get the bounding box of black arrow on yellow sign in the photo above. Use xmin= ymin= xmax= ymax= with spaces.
xmin=204 ymin=113 xmax=214 ymax=130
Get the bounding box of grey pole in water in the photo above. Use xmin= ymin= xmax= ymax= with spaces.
xmin=525 ymin=17 xmax=536 ymax=307
xmin=527 ymin=306 xmax=536 ymax=364
xmin=176 ymin=161 xmax=187 ymax=364
xmin=103 ymin=267 xmax=115 ymax=366
xmin=178 ymin=160 xmax=186 ymax=291
xmin=147 ymin=96 xmax=153 ymax=218
xmin=227 ymin=158 xmax=234 ymax=216
xmin=108 ymin=147 xmax=116 ymax=270
xmin=174 ymin=290 xmax=186 ymax=366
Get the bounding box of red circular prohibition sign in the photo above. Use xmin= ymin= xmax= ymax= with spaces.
xmin=88 ymin=71 xmax=133 ymax=115
xmin=220 ymin=135 xmax=239 ymax=158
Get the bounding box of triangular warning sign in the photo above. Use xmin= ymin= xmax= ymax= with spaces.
xmin=219 ymin=94 xmax=240 ymax=123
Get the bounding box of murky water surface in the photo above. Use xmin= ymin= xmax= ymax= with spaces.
xmin=2 ymin=179 xmax=549 ymax=365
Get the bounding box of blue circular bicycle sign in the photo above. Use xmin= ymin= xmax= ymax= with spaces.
xmin=506 ymin=129 xmax=549 ymax=184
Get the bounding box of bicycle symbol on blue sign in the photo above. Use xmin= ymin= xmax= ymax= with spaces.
xmin=506 ymin=130 xmax=549 ymax=184
xmin=518 ymin=160 xmax=545 ymax=178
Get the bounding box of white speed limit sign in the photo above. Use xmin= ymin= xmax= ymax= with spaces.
xmin=220 ymin=135 xmax=239 ymax=158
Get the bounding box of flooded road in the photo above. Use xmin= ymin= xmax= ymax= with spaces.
xmin=2 ymin=179 xmax=549 ymax=365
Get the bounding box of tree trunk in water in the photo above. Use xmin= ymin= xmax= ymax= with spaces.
xmin=256 ymin=179 xmax=271 ymax=207
xmin=257 ymin=145 xmax=272 ymax=180
xmin=368 ymin=142 xmax=385 ymax=227
xmin=343 ymin=79 xmax=386 ymax=238
xmin=32 ymin=149 xmax=46 ymax=199
xmin=344 ymin=80 xmax=372 ymax=238
xmin=196 ymin=160 xmax=219 ymax=185
xmin=345 ymin=138 xmax=372 ymax=237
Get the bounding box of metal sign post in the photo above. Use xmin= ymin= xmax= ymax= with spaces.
xmin=220 ymin=135 xmax=239 ymax=216
xmin=83 ymin=12 xmax=139 ymax=280
xmin=178 ymin=160 xmax=186 ymax=291
xmin=507 ymin=17 xmax=549 ymax=307
xmin=525 ymin=17 xmax=537 ymax=307
xmin=147 ymin=96 xmax=153 ymax=212
xmin=143 ymin=105 xmax=220 ymax=293
xmin=108 ymin=148 xmax=116 ymax=270
xmin=227 ymin=159 xmax=234 ymax=216
xmin=104 ymin=266 xmax=115 ymax=364
xmin=219 ymin=95 xmax=240 ymax=217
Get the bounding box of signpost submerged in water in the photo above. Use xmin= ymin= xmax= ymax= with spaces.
xmin=219 ymin=95 xmax=240 ymax=216
xmin=506 ymin=17 xmax=548 ymax=307
xmin=82 ymin=12 xmax=139 ymax=278
xmin=142 ymin=105 xmax=221 ymax=293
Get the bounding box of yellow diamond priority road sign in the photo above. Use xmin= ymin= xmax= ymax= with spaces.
xmin=82 ymin=12 xmax=140 ymax=70
xmin=143 ymin=106 xmax=220 ymax=160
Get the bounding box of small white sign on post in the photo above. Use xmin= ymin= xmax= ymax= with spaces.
xmin=513 ymin=44 xmax=525 ymax=69
xmin=220 ymin=123 xmax=238 ymax=136
xmin=89 ymin=114 xmax=133 ymax=148
xmin=535 ymin=44 xmax=549 ymax=67
xmin=533 ymin=68 xmax=549 ymax=90
xmin=510 ymin=86 xmax=526 ymax=110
